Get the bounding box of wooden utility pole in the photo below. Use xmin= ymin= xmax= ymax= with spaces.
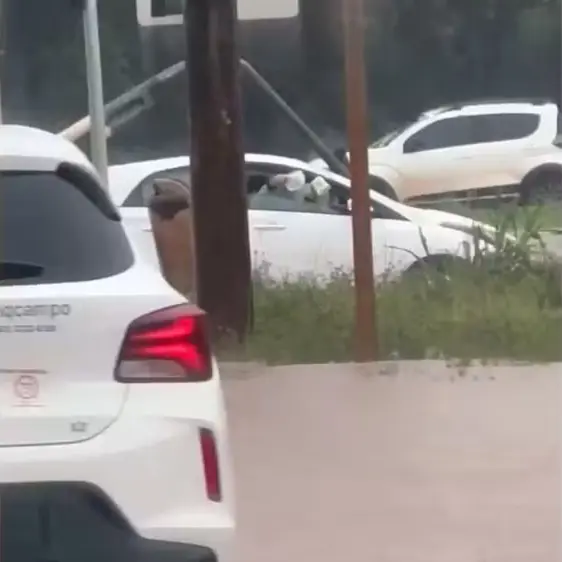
xmin=185 ymin=0 xmax=252 ymax=339
xmin=342 ymin=0 xmax=377 ymax=361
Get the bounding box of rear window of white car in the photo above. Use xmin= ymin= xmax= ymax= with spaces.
xmin=0 ymin=169 xmax=134 ymax=286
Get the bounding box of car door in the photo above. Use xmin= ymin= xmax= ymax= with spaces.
xmin=246 ymin=164 xmax=352 ymax=279
xmin=118 ymin=163 xmax=295 ymax=276
xmin=398 ymin=115 xmax=481 ymax=200
xmin=117 ymin=163 xmax=291 ymax=276
xmin=246 ymin=163 xmax=416 ymax=280
xmin=465 ymin=112 xmax=542 ymax=191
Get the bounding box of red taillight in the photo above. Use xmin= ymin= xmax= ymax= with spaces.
xmin=115 ymin=304 xmax=212 ymax=383
xmin=199 ymin=428 xmax=222 ymax=502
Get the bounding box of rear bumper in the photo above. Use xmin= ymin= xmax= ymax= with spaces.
xmin=0 ymin=379 xmax=235 ymax=562
xmin=2 ymin=483 xmax=219 ymax=562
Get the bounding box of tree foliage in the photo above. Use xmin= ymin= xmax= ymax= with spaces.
xmin=1 ymin=0 xmax=560 ymax=159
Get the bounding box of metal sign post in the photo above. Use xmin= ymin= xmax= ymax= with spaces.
xmin=82 ymin=0 xmax=108 ymax=186
xmin=342 ymin=0 xmax=377 ymax=361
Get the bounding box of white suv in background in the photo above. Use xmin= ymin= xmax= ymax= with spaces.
xmin=0 ymin=126 xmax=233 ymax=562
xmin=364 ymin=98 xmax=562 ymax=205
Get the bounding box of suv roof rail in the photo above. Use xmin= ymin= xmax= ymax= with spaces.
xmin=438 ymin=97 xmax=555 ymax=111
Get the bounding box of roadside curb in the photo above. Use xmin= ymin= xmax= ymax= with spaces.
xmin=220 ymin=359 xmax=561 ymax=381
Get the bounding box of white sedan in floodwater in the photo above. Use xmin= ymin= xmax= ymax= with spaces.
xmin=108 ymin=153 xmax=499 ymax=281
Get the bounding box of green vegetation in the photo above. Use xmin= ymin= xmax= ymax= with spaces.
xmin=219 ymin=212 xmax=562 ymax=365
xmin=427 ymin=200 xmax=562 ymax=232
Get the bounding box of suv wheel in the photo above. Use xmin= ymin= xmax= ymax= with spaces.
xmin=520 ymin=168 xmax=562 ymax=205
xmin=403 ymin=255 xmax=462 ymax=284
xmin=368 ymin=176 xmax=399 ymax=200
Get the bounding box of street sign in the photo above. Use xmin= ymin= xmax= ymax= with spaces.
xmin=136 ymin=0 xmax=299 ymax=26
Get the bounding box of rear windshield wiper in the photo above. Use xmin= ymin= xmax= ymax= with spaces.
xmin=0 ymin=262 xmax=44 ymax=282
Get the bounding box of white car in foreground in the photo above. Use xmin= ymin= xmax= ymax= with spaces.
xmin=0 ymin=126 xmax=232 ymax=562
xmin=109 ymin=154 xmax=498 ymax=281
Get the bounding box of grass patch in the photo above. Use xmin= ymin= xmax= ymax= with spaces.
xmin=218 ymin=267 xmax=562 ymax=365
xmin=218 ymin=219 xmax=562 ymax=365
xmin=424 ymin=199 xmax=562 ymax=231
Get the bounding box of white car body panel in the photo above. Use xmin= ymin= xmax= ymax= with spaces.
xmin=136 ymin=0 xmax=299 ymax=26
xmin=0 ymin=127 xmax=234 ymax=561
xmin=121 ymin=206 xmax=163 ymax=269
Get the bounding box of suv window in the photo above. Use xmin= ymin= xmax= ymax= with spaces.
xmin=403 ymin=116 xmax=476 ymax=153
xmin=472 ymin=113 xmax=539 ymax=142
xmin=404 ymin=112 xmax=540 ymax=153
xmin=1 ymin=171 xmax=134 ymax=286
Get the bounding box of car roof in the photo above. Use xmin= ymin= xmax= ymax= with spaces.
xmin=108 ymin=153 xmax=325 ymax=204
xmin=421 ymin=100 xmax=555 ymax=120
xmin=108 ymin=152 xmax=415 ymax=218
xmin=0 ymin=125 xmax=99 ymax=178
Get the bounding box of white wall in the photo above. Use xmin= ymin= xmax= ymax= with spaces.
xmin=137 ymin=0 xmax=300 ymax=26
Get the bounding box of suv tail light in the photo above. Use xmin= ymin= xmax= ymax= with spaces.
xmin=199 ymin=428 xmax=222 ymax=502
xmin=115 ymin=304 xmax=212 ymax=383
